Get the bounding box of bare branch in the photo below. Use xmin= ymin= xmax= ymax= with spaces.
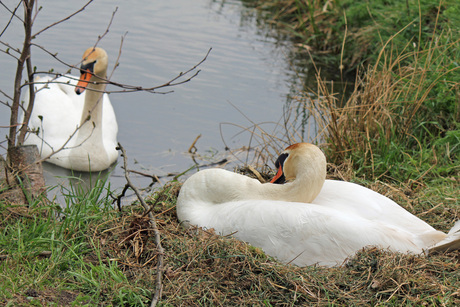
xmin=0 ymin=89 xmax=13 ymax=102
xmin=93 ymin=7 xmax=118 ymax=46
xmin=22 ymin=47 xmax=212 ymax=95
xmin=106 ymin=47 xmax=212 ymax=94
xmin=29 ymin=43 xmax=74 ymax=67
xmin=9 ymin=0 xmax=34 ymax=148
xmin=107 ymin=32 xmax=127 ymax=81
xmin=32 ymin=0 xmax=94 ymax=38
xmin=31 ymin=95 xmax=105 ymax=164
xmin=126 ymin=169 xmax=161 ymax=183
xmin=0 ymin=0 xmax=23 ymax=37
xmin=117 ymin=143 xmax=164 ymax=307
xmin=0 ymin=40 xmax=21 ymax=59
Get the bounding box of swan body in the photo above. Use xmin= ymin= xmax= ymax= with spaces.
xmin=22 ymin=47 xmax=118 ymax=172
xmin=177 ymin=143 xmax=460 ymax=267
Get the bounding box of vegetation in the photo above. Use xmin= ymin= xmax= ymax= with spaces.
xmin=0 ymin=0 xmax=459 ymax=306
xmin=0 ymin=177 xmax=458 ymax=306
xmin=241 ymin=0 xmax=459 ymax=184
xmin=242 ymin=0 xmax=459 ymax=68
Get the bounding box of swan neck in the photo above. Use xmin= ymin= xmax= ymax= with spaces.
xmin=76 ymin=72 xmax=107 ymax=147
xmin=262 ymin=173 xmax=325 ymax=203
xmin=79 ymin=72 xmax=107 ymax=127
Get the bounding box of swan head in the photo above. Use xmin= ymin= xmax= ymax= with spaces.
xmin=270 ymin=143 xmax=327 ymax=195
xmin=75 ymin=47 xmax=109 ymax=95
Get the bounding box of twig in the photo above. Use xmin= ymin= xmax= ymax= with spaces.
xmin=23 ymin=47 xmax=211 ymax=95
xmin=107 ymin=32 xmax=127 ymax=81
xmin=105 ymin=47 xmax=212 ymax=94
xmin=114 ymin=184 xmax=130 ymax=211
xmin=247 ymin=165 xmax=266 ymax=183
xmin=0 ymin=1 xmax=23 ymax=37
xmin=32 ymin=0 xmax=94 ymax=38
xmin=94 ymin=7 xmax=118 ymax=45
xmin=188 ymin=134 xmax=201 ymax=153
xmin=33 ymin=117 xmax=96 ymax=165
xmin=127 ymin=169 xmax=161 ymax=184
xmin=29 ymin=44 xmax=76 ymax=69
xmin=117 ymin=143 xmax=164 ymax=307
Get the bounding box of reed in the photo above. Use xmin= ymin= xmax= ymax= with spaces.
xmin=302 ymin=29 xmax=459 ymax=182
xmin=229 ymin=18 xmax=459 ymax=183
xmin=244 ymin=0 xmax=459 ymax=69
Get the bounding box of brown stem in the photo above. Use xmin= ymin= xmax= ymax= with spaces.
xmin=117 ymin=143 xmax=164 ymax=306
xmin=18 ymin=44 xmax=35 ymax=144
xmin=9 ymin=0 xmax=34 ymax=149
xmin=31 ymin=0 xmax=93 ymax=39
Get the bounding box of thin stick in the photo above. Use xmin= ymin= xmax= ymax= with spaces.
xmin=23 ymin=47 xmax=211 ymax=95
xmin=188 ymin=134 xmax=201 ymax=153
xmin=117 ymin=143 xmax=164 ymax=307
xmin=32 ymin=0 xmax=94 ymax=39
xmin=0 ymin=1 xmax=22 ymax=37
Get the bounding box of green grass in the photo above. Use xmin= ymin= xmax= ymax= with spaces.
xmin=243 ymin=0 xmax=460 ymax=68
xmin=1 ymin=176 xmax=458 ymax=306
xmin=1 ymin=0 xmax=459 ymax=305
xmin=0 ymin=178 xmax=152 ymax=306
xmin=237 ymin=1 xmax=459 ymax=188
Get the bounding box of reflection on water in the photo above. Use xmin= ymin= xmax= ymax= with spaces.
xmin=41 ymin=161 xmax=113 ymax=204
xmin=0 ymin=0 xmax=332 ymax=196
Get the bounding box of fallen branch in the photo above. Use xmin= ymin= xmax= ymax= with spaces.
xmin=127 ymin=169 xmax=161 ymax=183
xmin=117 ymin=143 xmax=164 ymax=307
xmin=188 ymin=134 xmax=201 ymax=153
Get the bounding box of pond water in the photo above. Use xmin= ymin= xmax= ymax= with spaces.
xmin=0 ymin=0 xmax=322 ymax=196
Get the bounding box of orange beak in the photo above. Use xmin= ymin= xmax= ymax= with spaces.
xmin=75 ymin=70 xmax=92 ymax=95
xmin=270 ymin=163 xmax=284 ymax=183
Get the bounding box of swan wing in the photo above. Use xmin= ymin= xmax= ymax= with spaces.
xmin=22 ymin=75 xmax=83 ymax=156
xmin=190 ymin=199 xmax=425 ymax=267
xmin=101 ymin=92 xmax=118 ymax=157
xmin=22 ymin=75 xmax=118 ymax=165
xmin=315 ymin=180 xmax=444 ymax=242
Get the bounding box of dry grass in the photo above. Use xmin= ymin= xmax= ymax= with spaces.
xmin=222 ymin=28 xmax=459 ymax=185
xmin=2 ymin=172 xmax=457 ymax=306
xmin=84 ymin=180 xmax=459 ymax=306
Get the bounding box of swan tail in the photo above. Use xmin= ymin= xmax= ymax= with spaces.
xmin=428 ymin=220 xmax=460 ymax=253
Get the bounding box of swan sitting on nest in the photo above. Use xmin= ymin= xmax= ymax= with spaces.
xmin=177 ymin=143 xmax=460 ymax=267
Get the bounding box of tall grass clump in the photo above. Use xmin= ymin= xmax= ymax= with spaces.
xmin=243 ymin=0 xmax=459 ymax=70
xmin=293 ymin=26 xmax=459 ymax=183
xmin=238 ymin=0 xmax=459 ymax=184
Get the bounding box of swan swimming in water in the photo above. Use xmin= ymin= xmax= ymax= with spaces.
xmin=176 ymin=143 xmax=460 ymax=267
xmin=22 ymin=47 xmax=118 ymax=172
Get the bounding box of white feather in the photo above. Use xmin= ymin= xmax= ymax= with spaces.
xmin=20 ymin=48 xmax=118 ymax=171
xmin=177 ymin=143 xmax=459 ymax=267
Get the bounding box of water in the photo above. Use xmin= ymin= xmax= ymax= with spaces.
xmin=0 ymin=0 xmax=314 ymax=195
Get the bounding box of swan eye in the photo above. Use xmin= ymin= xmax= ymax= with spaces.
xmin=274 ymin=152 xmax=289 ymax=170
xmin=79 ymin=60 xmax=96 ymax=75
xmin=271 ymin=152 xmax=288 ymax=184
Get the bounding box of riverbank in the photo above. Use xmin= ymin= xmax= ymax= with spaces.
xmin=245 ymin=0 xmax=459 ymax=183
xmin=1 ymin=174 xmax=458 ymax=305
xmin=1 ymin=0 xmax=459 ymax=305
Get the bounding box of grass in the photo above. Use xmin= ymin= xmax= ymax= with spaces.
xmin=0 ymin=177 xmax=151 ymax=306
xmin=1 ymin=0 xmax=459 ymax=305
xmin=233 ymin=0 xmax=459 ymax=186
xmin=242 ymin=0 xmax=460 ymax=69
xmin=1 ymin=176 xmax=459 ymax=306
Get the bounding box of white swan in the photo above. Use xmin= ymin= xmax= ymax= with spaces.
xmin=177 ymin=143 xmax=460 ymax=267
xmin=22 ymin=47 xmax=118 ymax=172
